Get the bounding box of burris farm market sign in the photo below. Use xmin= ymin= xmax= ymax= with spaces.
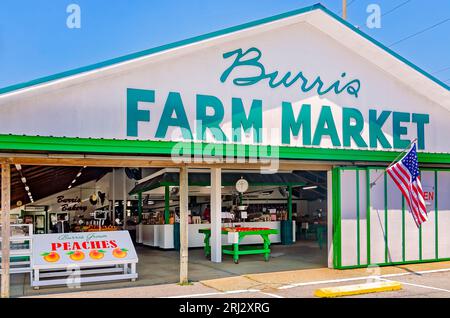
xmin=126 ymin=47 xmax=430 ymax=151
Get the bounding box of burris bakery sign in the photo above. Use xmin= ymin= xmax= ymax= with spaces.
xmin=126 ymin=47 xmax=429 ymax=151
xmin=57 ymin=195 xmax=88 ymax=212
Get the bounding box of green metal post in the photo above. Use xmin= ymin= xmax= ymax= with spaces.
xmin=288 ymin=186 xmax=293 ymax=220
xmin=138 ymin=192 xmax=143 ymax=223
xmin=165 ymin=186 xmax=170 ymax=224
xmin=435 ymin=170 xmax=438 ymax=259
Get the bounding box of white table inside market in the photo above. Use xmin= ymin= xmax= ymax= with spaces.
xmin=31 ymin=230 xmax=138 ymax=289
xmin=137 ymin=221 xmax=295 ymax=249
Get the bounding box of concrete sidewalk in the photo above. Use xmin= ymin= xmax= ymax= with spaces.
xmin=25 ymin=282 xmax=219 ymax=298
xmin=24 ymin=260 xmax=450 ymax=298
xmin=15 ymin=242 xmax=327 ymax=298
xmin=199 ymin=260 xmax=450 ymax=292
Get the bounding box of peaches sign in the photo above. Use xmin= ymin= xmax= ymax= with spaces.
xmin=32 ymin=231 xmax=138 ymax=268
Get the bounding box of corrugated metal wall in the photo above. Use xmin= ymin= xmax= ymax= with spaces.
xmin=335 ymin=167 xmax=450 ymax=268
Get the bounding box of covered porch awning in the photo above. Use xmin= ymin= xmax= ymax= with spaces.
xmin=129 ymin=171 xmax=306 ymax=195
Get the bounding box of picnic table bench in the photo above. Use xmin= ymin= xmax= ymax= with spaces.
xmin=198 ymin=227 xmax=279 ymax=264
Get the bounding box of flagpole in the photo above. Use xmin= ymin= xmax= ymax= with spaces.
xmin=369 ymin=138 xmax=418 ymax=188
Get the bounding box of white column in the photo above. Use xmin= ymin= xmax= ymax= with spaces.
xmin=210 ymin=168 xmax=222 ymax=263
xmin=179 ymin=166 xmax=189 ymax=284
xmin=327 ymin=169 xmax=333 ymax=269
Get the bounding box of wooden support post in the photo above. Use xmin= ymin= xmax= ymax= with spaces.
xmin=1 ymin=163 xmax=11 ymax=298
xmin=122 ymin=168 xmax=127 ymax=229
xmin=179 ymin=166 xmax=189 ymax=284
xmin=164 ymin=186 xmax=170 ymax=224
xmin=288 ymin=186 xmax=293 ymax=220
xmin=112 ymin=168 xmax=116 ymax=225
xmin=210 ymin=168 xmax=222 ymax=263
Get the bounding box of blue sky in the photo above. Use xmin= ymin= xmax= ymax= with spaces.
xmin=1 ymin=0 xmax=449 ymax=88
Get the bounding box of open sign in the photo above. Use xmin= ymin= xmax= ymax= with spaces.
xmin=424 ymin=191 xmax=434 ymax=201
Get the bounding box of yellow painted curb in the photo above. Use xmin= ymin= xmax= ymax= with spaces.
xmin=314 ymin=281 xmax=402 ymax=298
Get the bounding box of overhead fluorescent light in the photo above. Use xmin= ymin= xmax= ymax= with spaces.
xmin=303 ymin=185 xmax=318 ymax=190
xmin=76 ymin=172 xmax=82 ymax=177
xmin=15 ymin=164 xmax=22 ymax=171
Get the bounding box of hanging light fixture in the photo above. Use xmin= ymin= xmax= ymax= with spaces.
xmin=67 ymin=166 xmax=87 ymax=189
xmin=16 ymin=166 xmax=34 ymax=203
xmin=303 ymin=185 xmax=318 ymax=190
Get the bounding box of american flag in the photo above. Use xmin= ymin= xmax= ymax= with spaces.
xmin=387 ymin=143 xmax=427 ymax=227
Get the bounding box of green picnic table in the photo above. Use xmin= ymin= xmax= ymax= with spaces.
xmin=198 ymin=228 xmax=279 ymax=264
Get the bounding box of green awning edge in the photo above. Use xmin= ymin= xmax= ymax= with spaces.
xmin=1 ymin=135 xmax=449 ymax=164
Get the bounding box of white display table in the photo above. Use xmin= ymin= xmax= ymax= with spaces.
xmin=138 ymin=224 xmax=174 ymax=249
xmin=137 ymin=221 xmax=295 ymax=249
xmin=0 ymin=224 xmax=33 ymax=276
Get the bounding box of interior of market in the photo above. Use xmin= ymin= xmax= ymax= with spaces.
xmin=6 ymin=164 xmax=329 ymax=293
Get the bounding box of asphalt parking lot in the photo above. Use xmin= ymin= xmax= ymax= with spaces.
xmin=26 ymin=266 xmax=450 ymax=298
xmin=175 ymin=269 xmax=450 ymax=298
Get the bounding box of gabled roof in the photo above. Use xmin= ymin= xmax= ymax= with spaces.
xmin=0 ymin=3 xmax=449 ymax=108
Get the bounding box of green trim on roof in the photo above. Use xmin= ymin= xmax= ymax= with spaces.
xmin=0 ymin=3 xmax=448 ymax=96
xmin=0 ymin=134 xmax=450 ymax=164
